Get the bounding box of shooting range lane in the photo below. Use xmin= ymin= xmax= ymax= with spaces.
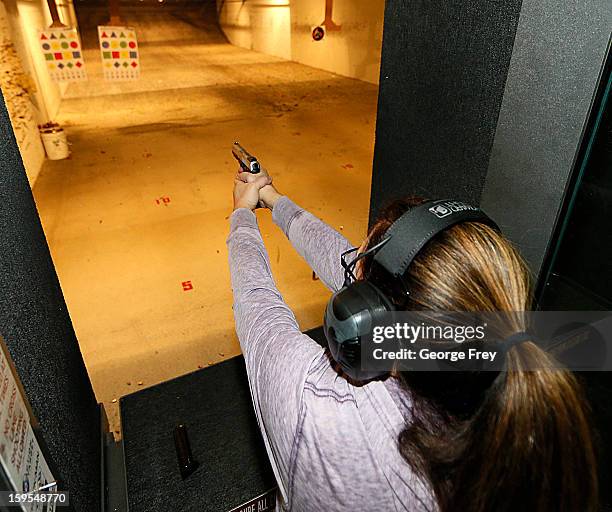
xmin=30 ymin=6 xmax=376 ymax=435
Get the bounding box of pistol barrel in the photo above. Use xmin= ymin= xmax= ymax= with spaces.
xmin=232 ymin=142 xmax=261 ymax=174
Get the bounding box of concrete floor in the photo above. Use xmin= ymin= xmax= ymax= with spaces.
xmin=32 ymin=7 xmax=378 ymax=435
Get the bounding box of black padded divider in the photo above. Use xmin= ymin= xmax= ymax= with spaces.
xmin=369 ymin=0 xmax=522 ymax=223
xmin=120 ymin=356 xmax=275 ymax=512
xmin=0 ymin=95 xmax=100 ymax=511
xmin=480 ymin=0 xmax=611 ymax=278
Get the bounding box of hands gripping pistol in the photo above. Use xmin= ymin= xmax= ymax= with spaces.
xmin=232 ymin=142 xmax=261 ymax=174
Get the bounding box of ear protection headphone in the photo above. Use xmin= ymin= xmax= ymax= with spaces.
xmin=323 ymin=199 xmax=499 ymax=381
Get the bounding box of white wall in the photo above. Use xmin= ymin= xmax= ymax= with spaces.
xmin=291 ymin=0 xmax=384 ymax=84
xmin=217 ymin=0 xmax=291 ymax=60
xmin=14 ymin=0 xmax=68 ymax=120
xmin=0 ymin=0 xmax=46 ymax=185
xmin=1 ymin=0 xmax=77 ymax=186
xmin=216 ymin=0 xmax=384 ymax=84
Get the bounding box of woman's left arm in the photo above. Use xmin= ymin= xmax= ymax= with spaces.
xmin=227 ymin=206 xmax=324 ymax=501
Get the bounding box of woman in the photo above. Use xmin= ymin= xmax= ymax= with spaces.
xmin=228 ymin=169 xmax=598 ymax=512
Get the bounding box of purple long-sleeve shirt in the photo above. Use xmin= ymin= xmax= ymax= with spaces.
xmin=227 ymin=196 xmax=435 ymax=512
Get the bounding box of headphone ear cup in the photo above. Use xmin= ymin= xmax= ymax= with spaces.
xmin=323 ymin=281 xmax=393 ymax=381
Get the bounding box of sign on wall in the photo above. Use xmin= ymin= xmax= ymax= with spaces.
xmin=0 ymin=342 xmax=57 ymax=511
xmin=38 ymin=27 xmax=86 ymax=82
xmin=97 ymin=26 xmax=140 ymax=81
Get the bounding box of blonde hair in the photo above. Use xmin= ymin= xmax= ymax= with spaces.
xmin=364 ymin=198 xmax=598 ymax=512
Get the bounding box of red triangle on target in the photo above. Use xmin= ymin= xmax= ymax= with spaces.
xmin=40 ymin=34 xmax=48 ymax=40
xmin=101 ymin=31 xmax=108 ymax=38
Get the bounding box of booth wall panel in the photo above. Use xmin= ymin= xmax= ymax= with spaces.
xmin=0 ymin=94 xmax=100 ymax=511
xmin=369 ymin=0 xmax=522 ymax=223
xmin=480 ymin=0 xmax=612 ymax=277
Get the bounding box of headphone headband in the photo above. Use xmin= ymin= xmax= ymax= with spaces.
xmin=374 ymin=199 xmax=499 ymax=277
xmin=324 ymin=198 xmax=500 ymax=381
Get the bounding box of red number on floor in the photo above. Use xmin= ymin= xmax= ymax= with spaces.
xmin=182 ymin=281 xmax=193 ymax=291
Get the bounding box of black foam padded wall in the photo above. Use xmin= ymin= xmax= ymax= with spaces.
xmin=369 ymin=0 xmax=522 ymax=223
xmin=480 ymin=0 xmax=612 ymax=278
xmin=0 ymin=95 xmax=100 ymax=511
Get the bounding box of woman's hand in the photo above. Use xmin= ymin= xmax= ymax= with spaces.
xmin=236 ymin=168 xmax=283 ymax=210
xmin=233 ymin=174 xmax=272 ymax=211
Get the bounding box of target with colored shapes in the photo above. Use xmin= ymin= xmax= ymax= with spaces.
xmin=39 ymin=27 xmax=87 ymax=82
xmin=98 ymin=26 xmax=140 ymax=81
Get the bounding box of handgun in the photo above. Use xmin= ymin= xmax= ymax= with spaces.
xmin=232 ymin=142 xmax=261 ymax=174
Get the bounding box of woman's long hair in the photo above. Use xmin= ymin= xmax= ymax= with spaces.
xmin=362 ymin=197 xmax=598 ymax=512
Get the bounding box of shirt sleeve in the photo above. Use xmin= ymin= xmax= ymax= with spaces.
xmin=227 ymin=208 xmax=324 ymax=502
xmin=272 ymin=196 xmax=355 ymax=292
